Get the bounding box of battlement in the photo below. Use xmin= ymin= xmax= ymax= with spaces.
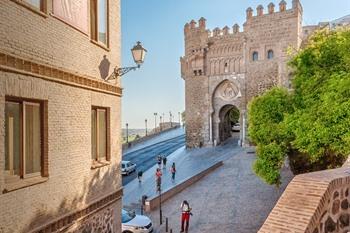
xmin=245 ymin=0 xmax=302 ymax=20
xmin=184 ymin=0 xmax=302 ymax=39
xmin=184 ymin=17 xmax=243 ymax=39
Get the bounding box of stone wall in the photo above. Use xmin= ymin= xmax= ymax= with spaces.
xmin=259 ymin=167 xmax=350 ymax=233
xmin=0 ymin=0 xmax=122 ymax=232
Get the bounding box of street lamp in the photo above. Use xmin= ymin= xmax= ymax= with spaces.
xmin=126 ymin=123 xmax=129 ymax=144
xmin=154 ymin=113 xmax=158 ymax=133
xmin=157 ymin=176 xmax=163 ymax=225
xmin=160 ymin=116 xmax=162 ymax=131
xmin=145 ymin=119 xmax=148 ymax=136
xmin=169 ymin=111 xmax=172 ymax=128
xmin=105 ymin=41 xmax=147 ymax=81
xmin=178 ymin=112 xmax=181 ymax=125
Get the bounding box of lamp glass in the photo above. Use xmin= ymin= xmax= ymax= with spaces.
xmin=131 ymin=42 xmax=147 ymax=65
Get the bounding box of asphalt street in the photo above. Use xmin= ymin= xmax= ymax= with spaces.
xmin=122 ymin=134 xmax=185 ymax=186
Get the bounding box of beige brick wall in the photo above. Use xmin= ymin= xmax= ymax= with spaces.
xmin=0 ymin=0 xmax=121 ymax=81
xmin=0 ymin=0 xmax=122 ymax=232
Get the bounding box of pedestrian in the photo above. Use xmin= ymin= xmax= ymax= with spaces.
xmin=137 ymin=170 xmax=143 ymax=183
xmin=155 ymin=168 xmax=162 ymax=192
xmin=157 ymin=155 xmax=162 ymax=168
xmin=170 ymin=162 xmax=176 ymax=180
xmin=162 ymin=156 xmax=167 ymax=168
xmin=180 ymin=200 xmax=192 ymax=233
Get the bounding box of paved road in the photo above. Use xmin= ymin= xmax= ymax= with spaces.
xmin=122 ymin=134 xmax=185 ymax=186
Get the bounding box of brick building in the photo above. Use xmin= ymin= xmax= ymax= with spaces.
xmin=181 ymin=0 xmax=304 ymax=148
xmin=0 ymin=0 xmax=122 ymax=232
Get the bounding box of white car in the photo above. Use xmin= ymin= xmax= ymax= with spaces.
xmin=232 ymin=123 xmax=240 ymax=132
xmin=121 ymin=161 xmax=136 ymax=175
xmin=122 ymin=209 xmax=153 ymax=233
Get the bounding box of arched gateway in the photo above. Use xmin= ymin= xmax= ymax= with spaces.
xmin=211 ymin=79 xmax=244 ymax=146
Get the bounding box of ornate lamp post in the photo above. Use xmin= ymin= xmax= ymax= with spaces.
xmin=145 ymin=119 xmax=148 ymax=136
xmin=105 ymin=41 xmax=147 ymax=81
xmin=154 ymin=113 xmax=158 ymax=133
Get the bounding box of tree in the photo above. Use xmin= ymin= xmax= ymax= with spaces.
xmin=248 ymin=29 xmax=350 ymax=185
xmin=229 ymin=107 xmax=240 ymax=124
xmin=248 ymin=88 xmax=292 ymax=185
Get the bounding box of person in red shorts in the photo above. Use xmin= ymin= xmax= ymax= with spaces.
xmin=180 ymin=200 xmax=192 ymax=233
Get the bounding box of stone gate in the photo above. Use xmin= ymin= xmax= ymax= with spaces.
xmin=181 ymin=0 xmax=305 ymax=148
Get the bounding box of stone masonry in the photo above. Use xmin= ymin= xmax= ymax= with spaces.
xmin=181 ymin=0 xmax=304 ymax=148
xmin=0 ymin=0 xmax=122 ymax=232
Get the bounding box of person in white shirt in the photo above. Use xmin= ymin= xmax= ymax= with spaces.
xmin=180 ymin=200 xmax=192 ymax=233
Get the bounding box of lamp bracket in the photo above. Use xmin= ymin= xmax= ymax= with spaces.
xmin=105 ymin=64 xmax=141 ymax=81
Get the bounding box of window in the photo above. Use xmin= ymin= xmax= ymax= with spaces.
xmin=12 ymin=0 xmax=46 ymax=14
xmin=267 ymin=50 xmax=274 ymax=59
xmin=5 ymin=98 xmax=46 ymax=181
xmin=25 ymin=0 xmax=41 ymax=9
xmin=224 ymin=63 xmax=228 ymax=73
xmin=91 ymin=0 xmax=108 ymax=46
xmin=91 ymin=107 xmax=110 ymax=162
xmin=252 ymin=51 xmax=259 ymax=61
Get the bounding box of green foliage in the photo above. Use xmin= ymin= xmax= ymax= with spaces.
xmin=229 ymin=107 xmax=240 ymax=124
xmin=254 ymin=143 xmax=286 ymax=186
xmin=249 ymin=29 xmax=350 ymax=185
xmin=248 ymin=88 xmax=292 ymax=185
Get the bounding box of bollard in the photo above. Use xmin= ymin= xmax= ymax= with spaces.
xmin=170 ymin=229 xmax=172 ymax=233
xmin=165 ymin=217 xmax=168 ymax=232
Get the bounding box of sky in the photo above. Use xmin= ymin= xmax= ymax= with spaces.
xmin=121 ymin=0 xmax=350 ymax=129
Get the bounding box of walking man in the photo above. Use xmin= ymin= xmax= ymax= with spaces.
xmin=180 ymin=200 xmax=192 ymax=233
xmin=157 ymin=155 xmax=162 ymax=168
xmin=170 ymin=162 xmax=176 ymax=180
xmin=162 ymin=156 xmax=167 ymax=169
xmin=137 ymin=170 xmax=143 ymax=183
xmin=155 ymin=168 xmax=162 ymax=192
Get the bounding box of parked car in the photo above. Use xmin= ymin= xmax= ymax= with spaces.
xmin=232 ymin=123 xmax=240 ymax=132
xmin=121 ymin=161 xmax=136 ymax=175
xmin=122 ymin=209 xmax=153 ymax=233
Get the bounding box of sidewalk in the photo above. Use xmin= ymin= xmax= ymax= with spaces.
xmin=122 ymin=138 xmax=242 ymax=211
xmin=149 ymin=143 xmax=294 ymax=233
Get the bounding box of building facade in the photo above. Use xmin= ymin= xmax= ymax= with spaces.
xmin=181 ymin=0 xmax=304 ymax=148
xmin=0 ymin=0 xmax=122 ymax=232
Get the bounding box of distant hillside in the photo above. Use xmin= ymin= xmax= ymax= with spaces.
xmin=122 ymin=128 xmax=146 ymax=138
xmin=330 ymin=14 xmax=350 ymax=28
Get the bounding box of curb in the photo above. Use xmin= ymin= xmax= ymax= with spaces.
xmin=145 ymin=160 xmax=224 ymax=212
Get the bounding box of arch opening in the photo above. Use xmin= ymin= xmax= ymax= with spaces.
xmin=218 ymin=105 xmax=240 ymax=143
